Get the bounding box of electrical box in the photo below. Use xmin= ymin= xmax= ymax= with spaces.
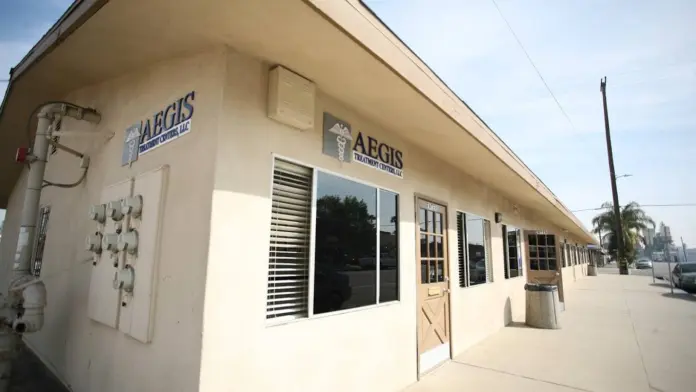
xmin=118 ymin=165 xmax=168 ymax=343
xmin=267 ymin=66 xmax=316 ymax=131
xmin=87 ymin=179 xmax=133 ymax=328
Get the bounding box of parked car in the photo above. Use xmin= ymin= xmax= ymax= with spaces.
xmin=635 ymin=258 xmax=653 ymax=269
xmin=671 ymin=263 xmax=696 ymax=293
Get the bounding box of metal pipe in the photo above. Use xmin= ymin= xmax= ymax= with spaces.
xmin=47 ymin=138 xmax=84 ymax=158
xmin=0 ymin=102 xmax=100 ymax=392
xmin=11 ymin=106 xmax=55 ymax=277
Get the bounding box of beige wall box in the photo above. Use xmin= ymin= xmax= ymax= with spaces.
xmin=267 ymin=66 xmax=316 ymax=130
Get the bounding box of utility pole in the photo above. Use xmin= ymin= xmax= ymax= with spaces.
xmin=600 ymin=77 xmax=627 ymax=274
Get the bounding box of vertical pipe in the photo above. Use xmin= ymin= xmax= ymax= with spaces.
xmin=0 ymin=103 xmax=98 ymax=392
xmin=11 ymin=110 xmax=53 ymax=278
xmin=0 ymin=107 xmax=55 ymax=392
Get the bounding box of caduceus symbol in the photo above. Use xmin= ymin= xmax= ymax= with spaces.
xmin=328 ymin=122 xmax=352 ymax=162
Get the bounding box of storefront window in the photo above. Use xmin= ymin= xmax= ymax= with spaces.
xmin=379 ymin=190 xmax=399 ymax=302
xmin=313 ymin=172 xmax=399 ymax=315
xmin=503 ymin=226 xmax=522 ymax=278
xmin=456 ymin=211 xmax=492 ymax=287
xmin=266 ymin=159 xmax=400 ymax=322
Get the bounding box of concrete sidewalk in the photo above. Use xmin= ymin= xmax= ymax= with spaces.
xmin=407 ymin=274 xmax=696 ymax=392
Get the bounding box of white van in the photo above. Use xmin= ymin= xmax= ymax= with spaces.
xmin=652 ymin=259 xmax=675 ymax=280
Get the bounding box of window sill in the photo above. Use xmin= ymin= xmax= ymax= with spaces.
xmin=266 ymin=300 xmax=401 ymax=328
xmin=458 ymin=281 xmax=493 ymax=290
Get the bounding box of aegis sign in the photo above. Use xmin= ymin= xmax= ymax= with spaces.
xmin=139 ymin=91 xmax=195 ymax=155
xmin=322 ymin=112 xmax=404 ymax=178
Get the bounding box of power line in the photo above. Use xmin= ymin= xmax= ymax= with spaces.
xmin=572 ymin=203 xmax=696 ymax=213
xmin=490 ymin=0 xmax=577 ymax=132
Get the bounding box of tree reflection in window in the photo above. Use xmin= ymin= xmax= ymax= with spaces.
xmin=313 ymin=172 xmax=399 ymax=315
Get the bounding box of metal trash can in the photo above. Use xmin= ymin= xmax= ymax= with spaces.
xmin=587 ymin=264 xmax=597 ymax=276
xmin=525 ymin=283 xmax=561 ymax=329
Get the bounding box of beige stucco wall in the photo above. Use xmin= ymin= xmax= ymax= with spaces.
xmin=0 ymin=48 xmax=225 ymax=392
xmin=199 ymin=49 xmax=580 ymax=392
xmin=0 ymin=44 xmax=593 ymax=392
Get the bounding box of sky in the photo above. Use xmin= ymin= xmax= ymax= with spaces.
xmin=0 ymin=0 xmax=74 ymax=228
xmin=363 ymin=0 xmax=696 ymax=246
xmin=1 ymin=0 xmax=695 ymax=246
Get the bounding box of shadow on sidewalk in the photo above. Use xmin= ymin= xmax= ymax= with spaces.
xmin=662 ymin=293 xmax=696 ymax=302
xmin=505 ymin=322 xmax=531 ymax=329
xmin=650 ymin=283 xmax=672 ymax=288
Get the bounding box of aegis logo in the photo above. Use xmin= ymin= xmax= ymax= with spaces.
xmin=352 ymin=132 xmax=404 ymax=170
xmin=138 ymin=91 xmax=195 ymax=155
xmin=322 ymin=112 xmax=404 ymax=178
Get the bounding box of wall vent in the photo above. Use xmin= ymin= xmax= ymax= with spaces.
xmin=267 ymin=66 xmax=316 ymax=131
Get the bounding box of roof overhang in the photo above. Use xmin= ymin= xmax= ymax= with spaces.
xmin=0 ymin=0 xmax=596 ymax=244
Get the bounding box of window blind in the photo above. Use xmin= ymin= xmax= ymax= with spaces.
xmin=456 ymin=212 xmax=467 ymax=287
xmin=266 ymin=159 xmax=313 ymax=321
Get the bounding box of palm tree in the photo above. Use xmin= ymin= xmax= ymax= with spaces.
xmin=591 ymin=202 xmax=655 ymax=267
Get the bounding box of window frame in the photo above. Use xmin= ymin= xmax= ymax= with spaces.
xmin=267 ymin=155 xmax=401 ymax=326
xmin=456 ymin=209 xmax=493 ymax=288
xmin=502 ymin=225 xmax=523 ymax=279
xmin=527 ymin=233 xmax=558 ymax=272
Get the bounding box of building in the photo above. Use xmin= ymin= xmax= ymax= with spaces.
xmin=659 ymin=222 xmax=672 ymax=242
xmin=643 ymin=227 xmax=656 ymax=248
xmin=0 ymin=1 xmax=598 ymax=391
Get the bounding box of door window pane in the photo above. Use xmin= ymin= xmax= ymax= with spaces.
xmin=436 ymin=260 xmax=444 ymax=282
xmin=419 ymin=209 xmax=426 ymax=231
xmin=435 ymin=213 xmax=443 ymax=234
xmin=314 ymin=172 xmax=377 ymax=314
xmin=528 ymin=234 xmax=537 ymax=246
xmin=379 ymin=190 xmax=399 ymax=302
xmin=549 ymin=258 xmax=557 ymax=270
xmin=428 ymin=235 xmax=436 ymax=258
xmin=427 ymin=210 xmax=435 ymax=233
xmin=420 ymin=234 xmax=427 ymax=258
xmin=436 ymin=236 xmax=443 ymax=259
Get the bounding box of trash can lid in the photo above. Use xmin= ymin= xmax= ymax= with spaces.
xmin=524 ymin=283 xmax=558 ymax=292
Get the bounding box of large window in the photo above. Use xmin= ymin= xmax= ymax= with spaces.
xmin=503 ymin=225 xmax=522 ymax=278
xmin=456 ymin=211 xmax=491 ymax=287
xmin=266 ymin=159 xmax=399 ymax=323
xmin=528 ymin=233 xmax=557 ymax=271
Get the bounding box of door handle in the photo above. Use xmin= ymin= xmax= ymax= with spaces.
xmin=442 ymin=288 xmax=451 ymax=294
